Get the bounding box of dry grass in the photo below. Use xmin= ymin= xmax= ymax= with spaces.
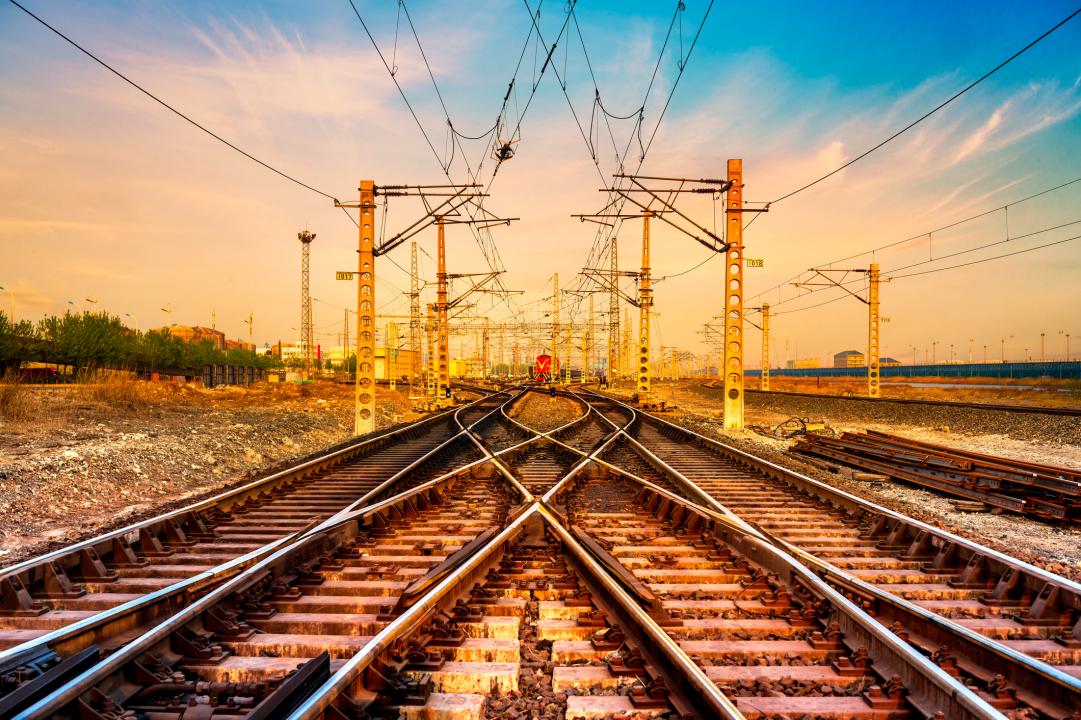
xmin=76 ymin=369 xmax=154 ymax=410
xmin=0 ymin=373 xmax=33 ymax=421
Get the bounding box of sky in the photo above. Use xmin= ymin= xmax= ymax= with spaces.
xmin=1 ymin=0 xmax=1080 ymax=365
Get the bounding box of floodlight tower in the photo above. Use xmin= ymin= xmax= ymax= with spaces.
xmin=298 ymin=230 xmax=316 ymax=379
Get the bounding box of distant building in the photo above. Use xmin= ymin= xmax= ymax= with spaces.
xmin=224 ymin=339 xmax=255 ymax=352
xmin=786 ymin=357 xmax=820 ymax=369
xmin=152 ymin=325 xmax=225 ymax=351
xmin=834 ymin=350 xmax=865 ymax=368
xmin=881 ymin=357 xmax=902 ymax=367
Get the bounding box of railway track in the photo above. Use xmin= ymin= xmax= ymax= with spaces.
xmin=4 ymin=387 xmax=1077 ymax=718
xmin=585 ymin=390 xmax=1080 ymax=717
xmin=701 ymin=380 xmax=1081 ymax=417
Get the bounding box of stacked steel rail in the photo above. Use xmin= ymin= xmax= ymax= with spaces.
xmin=793 ymin=430 xmax=1081 ymax=522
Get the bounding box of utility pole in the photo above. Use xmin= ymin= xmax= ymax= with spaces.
xmin=385 ymin=322 xmax=397 ymax=390
xmin=343 ymin=309 xmax=349 ymax=367
xmin=1041 ymin=332 xmax=1045 ymax=362
xmin=761 ymin=302 xmax=770 ymax=391
xmin=482 ymin=317 xmax=490 ymax=380
xmin=608 ymin=236 xmax=619 ymax=386
xmin=410 ymin=241 xmax=421 ymax=383
xmin=968 ymin=337 xmax=973 ymax=364
xmin=436 ymin=218 xmax=450 ymax=402
xmin=867 ymin=263 xmax=880 ymax=398
xmin=723 ymin=159 xmax=745 ymax=429
xmin=551 ymin=273 xmax=560 ymax=386
xmin=298 ymin=230 xmax=316 ymax=380
xmin=623 ymin=307 xmax=633 ymax=379
xmin=355 ymin=182 xmax=377 ymax=433
xmin=637 ymin=210 xmax=653 ymax=401
xmin=426 ymin=303 xmax=436 ymax=398
xmin=587 ymin=293 xmax=595 ymax=383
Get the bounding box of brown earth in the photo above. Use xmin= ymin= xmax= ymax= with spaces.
xmin=610 ymin=380 xmax=1081 ymax=581
xmin=506 ymin=391 xmax=584 ymax=433
xmin=0 ymin=380 xmax=426 ymax=566
xmin=748 ymin=374 xmax=1081 ymax=410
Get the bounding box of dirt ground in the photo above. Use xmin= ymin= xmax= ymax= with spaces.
xmin=0 ymin=380 xmax=425 ymax=566
xmin=507 ymin=391 xmax=584 ymax=433
xmin=751 ymin=375 xmax=1081 ymax=410
xmin=617 ymin=380 xmax=1081 ymax=581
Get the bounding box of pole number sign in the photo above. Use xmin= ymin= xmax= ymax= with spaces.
xmin=335 ymin=271 xmax=354 ymax=281
xmin=746 ymin=258 xmax=765 ymax=268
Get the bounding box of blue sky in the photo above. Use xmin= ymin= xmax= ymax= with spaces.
xmin=1 ymin=0 xmax=1079 ymax=364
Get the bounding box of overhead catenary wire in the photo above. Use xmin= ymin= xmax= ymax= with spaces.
xmin=746 ymin=175 xmax=1081 ymax=305
xmin=770 ymin=4 xmax=1081 ymax=205
xmin=5 ymin=0 xmax=351 ymax=210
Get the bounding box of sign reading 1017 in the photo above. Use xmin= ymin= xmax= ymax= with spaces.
xmin=335 ymin=271 xmax=354 ymax=281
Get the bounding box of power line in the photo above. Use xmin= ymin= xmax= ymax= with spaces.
xmin=7 ymin=0 xmax=347 ymax=205
xmin=770 ymin=4 xmax=1081 ymax=204
xmin=748 ymin=175 xmax=1081 ymax=303
xmin=886 ymin=233 xmax=1081 ymax=280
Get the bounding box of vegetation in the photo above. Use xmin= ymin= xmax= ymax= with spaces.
xmin=0 ymin=310 xmax=281 ymax=376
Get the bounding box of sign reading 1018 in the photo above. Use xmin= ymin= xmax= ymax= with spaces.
xmin=746 ymin=258 xmax=765 ymax=268
xmin=335 ymin=271 xmax=354 ymax=281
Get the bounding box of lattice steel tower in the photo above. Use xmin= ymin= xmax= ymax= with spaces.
xmin=298 ymin=230 xmax=316 ymax=378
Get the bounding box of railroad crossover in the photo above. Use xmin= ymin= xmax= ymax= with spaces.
xmin=0 ymin=388 xmax=1077 ymax=719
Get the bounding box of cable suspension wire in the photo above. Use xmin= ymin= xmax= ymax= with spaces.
xmin=770 ymin=5 xmax=1081 ymax=205
xmin=746 ymin=175 xmax=1081 ymax=304
xmin=7 ymin=0 xmax=353 ymax=209
xmin=770 ymin=219 xmax=1081 ymax=316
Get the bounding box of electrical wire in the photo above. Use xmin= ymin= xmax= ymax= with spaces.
xmin=770 ymin=5 xmax=1081 ymax=204
xmin=747 ymin=175 xmax=1081 ymax=304
xmin=6 ymin=0 xmax=348 ymax=206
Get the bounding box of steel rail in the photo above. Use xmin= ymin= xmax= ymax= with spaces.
xmin=0 ymin=394 xmax=501 ymax=671
xmin=593 ymin=390 xmax=1081 ymax=595
xmin=561 ymin=479 xmax=1004 ymax=719
xmin=285 ymin=507 xmax=536 ymax=720
xmin=579 ymin=390 xmax=1081 ymax=714
xmin=576 ymin=451 xmax=1081 ymax=713
xmin=0 ymin=396 xmax=485 ymax=580
xmin=537 ymin=505 xmax=745 ymax=719
xmin=13 ymin=448 xmax=507 ymax=718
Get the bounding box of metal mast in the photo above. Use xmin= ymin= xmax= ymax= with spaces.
xmin=868 ymin=263 xmax=881 ymax=398
xmin=355 ymin=180 xmax=377 ymax=434
xmin=761 ymin=302 xmax=770 ymax=391
xmin=608 ymin=236 xmax=619 ymax=385
xmin=637 ymin=211 xmax=652 ymax=400
xmin=409 ymin=241 xmax=421 ymax=384
xmin=722 ymin=159 xmax=745 ymax=430
xmin=297 ymin=230 xmax=316 ymax=379
xmin=551 ymin=273 xmax=559 ymax=385
xmin=436 ymin=217 xmax=450 ymax=401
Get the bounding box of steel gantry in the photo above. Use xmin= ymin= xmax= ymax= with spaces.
xmin=409 ymin=241 xmax=422 ymax=383
xmin=794 ymin=262 xmax=884 ymax=398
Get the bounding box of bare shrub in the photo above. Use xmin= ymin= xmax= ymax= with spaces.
xmin=0 ymin=372 xmax=33 ymax=421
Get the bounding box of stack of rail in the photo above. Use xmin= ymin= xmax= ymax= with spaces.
xmin=793 ymin=429 xmax=1081 ymax=522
